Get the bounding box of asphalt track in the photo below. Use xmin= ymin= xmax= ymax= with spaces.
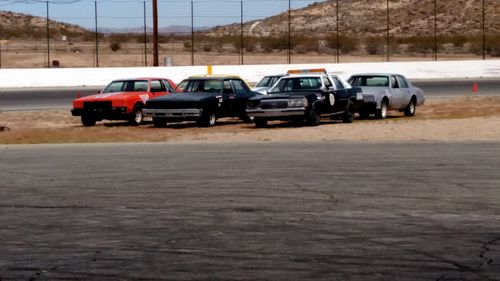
xmin=0 ymin=78 xmax=499 ymax=111
xmin=1 ymin=142 xmax=500 ymax=281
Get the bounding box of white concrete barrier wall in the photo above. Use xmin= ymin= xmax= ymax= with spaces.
xmin=1 ymin=60 xmax=499 ymax=88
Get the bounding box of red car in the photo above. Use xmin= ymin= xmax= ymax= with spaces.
xmin=71 ymin=78 xmax=176 ymax=126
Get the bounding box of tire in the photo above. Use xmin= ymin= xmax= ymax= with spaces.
xmin=342 ymin=101 xmax=355 ymax=123
xmin=375 ymin=100 xmax=388 ymax=119
xmin=254 ymin=118 xmax=268 ymax=128
xmin=153 ymin=117 xmax=166 ymax=127
xmin=307 ymin=104 xmax=321 ymax=126
xmin=197 ymin=110 xmax=216 ymax=127
xmin=129 ymin=104 xmax=143 ymax=125
xmin=81 ymin=114 xmax=96 ymax=127
xmin=404 ymin=98 xmax=416 ymax=117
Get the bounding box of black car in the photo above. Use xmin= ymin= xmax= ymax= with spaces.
xmin=143 ymin=75 xmax=260 ymax=127
xmin=246 ymin=69 xmax=363 ymax=127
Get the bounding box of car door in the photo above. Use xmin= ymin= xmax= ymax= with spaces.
xmin=221 ymin=79 xmax=237 ymax=117
xmin=330 ymin=76 xmax=349 ymax=113
xmin=389 ymin=75 xmax=406 ymax=109
xmin=231 ymin=79 xmax=253 ymax=117
xmin=396 ymin=75 xmax=411 ymax=108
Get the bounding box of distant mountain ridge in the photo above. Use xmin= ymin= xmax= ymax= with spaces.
xmin=208 ymin=0 xmax=500 ymax=37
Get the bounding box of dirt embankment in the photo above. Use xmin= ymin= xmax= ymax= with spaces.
xmin=1 ymin=97 xmax=500 ymax=144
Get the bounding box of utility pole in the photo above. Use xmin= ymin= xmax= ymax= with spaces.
xmin=143 ymin=1 xmax=147 ymax=66
xmin=94 ymin=1 xmax=99 ymax=67
xmin=46 ymin=1 xmax=50 ymax=68
xmin=152 ymin=0 xmax=159 ymax=66
xmin=240 ymin=0 xmax=244 ymax=65
xmin=191 ymin=1 xmax=194 ymax=66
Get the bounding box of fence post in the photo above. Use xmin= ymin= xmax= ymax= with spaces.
xmin=482 ymin=0 xmax=485 ymax=60
xmin=386 ymin=0 xmax=389 ymax=62
xmin=191 ymin=1 xmax=194 ymax=66
xmin=288 ymin=0 xmax=291 ymax=64
xmin=46 ymin=1 xmax=50 ymax=68
xmin=143 ymin=1 xmax=147 ymax=66
xmin=434 ymin=0 xmax=437 ymax=61
xmin=335 ymin=0 xmax=339 ymax=63
xmin=94 ymin=1 xmax=99 ymax=67
xmin=0 ymin=41 xmax=2 ymax=69
xmin=240 ymin=0 xmax=244 ymax=65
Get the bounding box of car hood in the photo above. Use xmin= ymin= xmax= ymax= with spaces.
xmin=148 ymin=92 xmax=217 ymax=103
xmin=250 ymin=92 xmax=315 ymax=101
xmin=251 ymin=87 xmax=270 ymax=94
xmin=75 ymin=91 xmax=146 ymax=102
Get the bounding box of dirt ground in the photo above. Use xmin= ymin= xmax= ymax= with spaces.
xmin=1 ymin=96 xmax=500 ymax=144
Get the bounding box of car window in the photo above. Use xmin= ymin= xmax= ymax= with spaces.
xmin=162 ymin=80 xmax=174 ymax=92
xmin=331 ymin=77 xmax=344 ymax=90
xmin=390 ymin=76 xmax=399 ymax=88
xmin=231 ymin=80 xmax=247 ymax=95
xmin=322 ymin=77 xmax=333 ymax=88
xmin=150 ymin=80 xmax=165 ymax=92
xmin=175 ymin=79 xmax=223 ymax=93
xmin=349 ymin=76 xmax=389 ymax=87
xmin=396 ymin=76 xmax=409 ymax=88
xmin=256 ymin=76 xmax=281 ymax=88
xmin=102 ymin=80 xmax=149 ymax=93
xmin=223 ymin=80 xmax=234 ymax=94
xmin=269 ymin=77 xmax=323 ymax=93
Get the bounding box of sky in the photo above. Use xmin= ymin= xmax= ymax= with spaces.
xmin=0 ymin=0 xmax=322 ymax=29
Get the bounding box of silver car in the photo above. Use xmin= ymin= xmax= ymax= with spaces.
xmin=347 ymin=73 xmax=425 ymax=119
xmin=252 ymin=74 xmax=286 ymax=94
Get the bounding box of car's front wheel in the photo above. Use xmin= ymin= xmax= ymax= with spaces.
xmin=129 ymin=104 xmax=143 ymax=125
xmin=307 ymin=104 xmax=321 ymax=126
xmin=197 ymin=110 xmax=216 ymax=127
xmin=81 ymin=114 xmax=96 ymax=127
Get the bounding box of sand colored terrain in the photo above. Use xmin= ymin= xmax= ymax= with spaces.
xmin=1 ymin=97 xmax=500 ymax=144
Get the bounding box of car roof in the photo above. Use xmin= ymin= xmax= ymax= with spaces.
xmin=188 ymin=74 xmax=242 ymax=79
xmin=350 ymin=73 xmax=404 ymax=77
xmin=112 ymin=77 xmax=170 ymax=81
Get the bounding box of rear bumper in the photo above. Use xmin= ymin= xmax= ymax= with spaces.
xmin=246 ymin=107 xmax=306 ymax=118
xmin=143 ymin=108 xmax=202 ymax=118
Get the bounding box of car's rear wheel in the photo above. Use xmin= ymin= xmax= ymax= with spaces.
xmin=342 ymin=101 xmax=355 ymax=123
xmin=129 ymin=104 xmax=143 ymax=125
xmin=254 ymin=118 xmax=268 ymax=128
xmin=81 ymin=114 xmax=96 ymax=127
xmin=375 ymin=100 xmax=388 ymax=119
xmin=404 ymin=98 xmax=416 ymax=117
xmin=153 ymin=117 xmax=166 ymax=127
xmin=197 ymin=110 xmax=216 ymax=127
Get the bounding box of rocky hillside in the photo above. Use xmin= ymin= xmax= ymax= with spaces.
xmin=0 ymin=10 xmax=91 ymax=39
xmin=208 ymin=0 xmax=500 ymax=38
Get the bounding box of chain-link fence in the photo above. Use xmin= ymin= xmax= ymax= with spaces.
xmin=0 ymin=0 xmax=498 ymax=68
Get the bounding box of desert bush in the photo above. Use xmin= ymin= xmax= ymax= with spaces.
xmin=325 ymin=34 xmax=357 ymax=54
xmin=109 ymin=42 xmax=121 ymax=52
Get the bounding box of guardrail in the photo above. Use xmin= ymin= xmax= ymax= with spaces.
xmin=0 ymin=60 xmax=499 ymax=88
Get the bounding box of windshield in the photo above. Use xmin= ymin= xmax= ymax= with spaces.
xmin=102 ymin=80 xmax=149 ymax=93
xmin=256 ymin=76 xmax=281 ymax=88
xmin=175 ymin=79 xmax=223 ymax=93
xmin=268 ymin=77 xmax=322 ymax=93
xmin=348 ymin=76 xmax=389 ymax=87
